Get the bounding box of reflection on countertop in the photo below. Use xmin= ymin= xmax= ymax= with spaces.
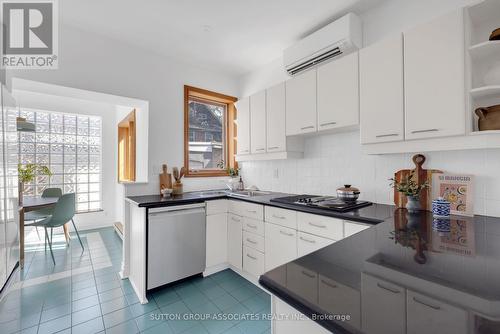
xmin=260 ymin=209 xmax=500 ymax=334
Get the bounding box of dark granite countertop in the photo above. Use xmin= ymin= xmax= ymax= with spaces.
xmin=126 ymin=190 xmax=394 ymax=224
xmin=259 ymin=210 xmax=500 ymax=333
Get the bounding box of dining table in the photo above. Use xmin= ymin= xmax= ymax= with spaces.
xmin=19 ymin=197 xmax=68 ymax=268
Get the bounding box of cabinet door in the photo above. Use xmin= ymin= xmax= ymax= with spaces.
xmin=236 ymin=97 xmax=250 ymax=155
xmin=360 ymin=34 xmax=405 ymax=144
xmin=266 ymin=83 xmax=286 ymax=152
xmin=242 ymin=246 xmax=265 ymax=277
xmin=361 ymin=273 xmax=406 ymax=334
xmin=407 ymin=290 xmax=467 ymax=334
xmin=265 ymin=223 xmax=297 ymax=271
xmin=286 ymin=69 xmax=317 ymax=136
xmin=297 ymin=232 xmax=335 ymax=257
xmin=317 ymin=52 xmax=359 ymax=131
xmin=227 ymin=213 xmax=243 ymax=270
xmin=404 ymin=9 xmax=465 ymax=140
xmin=250 ymin=90 xmax=267 ymax=154
xmin=206 ymin=213 xmax=227 ymax=268
xmin=344 ymin=221 xmax=370 ymax=238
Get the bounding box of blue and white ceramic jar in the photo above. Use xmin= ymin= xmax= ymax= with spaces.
xmin=432 ymin=197 xmax=451 ymax=218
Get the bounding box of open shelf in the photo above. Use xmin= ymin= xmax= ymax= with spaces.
xmin=470 ymin=85 xmax=500 ymax=99
xmin=469 ymin=41 xmax=500 ymax=61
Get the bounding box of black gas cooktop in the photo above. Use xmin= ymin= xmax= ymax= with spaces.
xmin=270 ymin=194 xmax=372 ymax=212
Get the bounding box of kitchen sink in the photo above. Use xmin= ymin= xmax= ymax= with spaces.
xmin=197 ymin=190 xmax=228 ymax=196
xmin=228 ymin=190 xmax=271 ymax=198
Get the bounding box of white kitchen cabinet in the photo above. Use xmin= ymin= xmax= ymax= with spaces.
xmin=205 ymin=213 xmax=227 ymax=268
xmin=266 ymin=83 xmax=286 ymax=152
xmin=243 ymin=231 xmax=265 ymax=253
xmin=273 ymin=296 xmax=331 ymax=334
xmin=317 ymin=52 xmax=359 ymax=131
xmin=407 ymin=290 xmax=467 ymax=334
xmin=265 ymin=206 xmax=297 ymax=229
xmin=297 ymin=232 xmax=335 ymax=257
xmin=265 ymin=223 xmax=297 ymax=271
xmin=361 ymin=273 xmax=406 ymax=334
xmin=404 ymin=9 xmax=465 ymax=140
xmin=344 ymin=221 xmax=370 ymax=237
xmin=236 ymin=97 xmax=251 ymax=155
xmin=242 ymin=246 xmax=265 ymax=277
xmin=360 ymin=34 xmax=405 ymax=144
xmin=286 ymin=69 xmax=317 ymax=136
xmin=227 ymin=213 xmax=243 ymax=270
xmin=297 ymin=212 xmax=343 ymax=241
xmin=250 ymin=90 xmax=267 ymax=154
xmin=229 ymin=200 xmax=264 ymax=220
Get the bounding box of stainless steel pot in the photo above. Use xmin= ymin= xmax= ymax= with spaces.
xmin=337 ymin=185 xmax=360 ymax=202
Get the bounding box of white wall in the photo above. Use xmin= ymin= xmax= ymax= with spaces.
xmin=7 ymin=23 xmax=240 ymax=199
xmin=237 ymin=0 xmax=500 ymax=217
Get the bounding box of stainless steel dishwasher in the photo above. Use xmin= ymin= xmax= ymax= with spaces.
xmin=147 ymin=203 xmax=206 ymax=290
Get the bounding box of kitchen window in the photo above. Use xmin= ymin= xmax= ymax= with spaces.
xmin=18 ymin=108 xmax=102 ymax=213
xmin=184 ymin=85 xmax=237 ymax=177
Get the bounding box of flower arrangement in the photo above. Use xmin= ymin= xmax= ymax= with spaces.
xmin=389 ymin=171 xmax=429 ymax=197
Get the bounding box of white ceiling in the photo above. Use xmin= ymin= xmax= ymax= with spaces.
xmin=61 ymin=0 xmax=385 ymax=77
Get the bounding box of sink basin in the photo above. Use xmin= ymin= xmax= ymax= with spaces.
xmin=228 ymin=190 xmax=271 ymax=198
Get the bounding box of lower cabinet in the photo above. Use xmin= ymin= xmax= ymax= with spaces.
xmin=205 ymin=213 xmax=227 ymax=268
xmin=361 ymin=273 xmax=406 ymax=334
xmin=273 ymin=296 xmax=330 ymax=334
xmin=407 ymin=290 xmax=467 ymax=334
xmin=227 ymin=213 xmax=243 ymax=270
xmin=286 ymin=263 xmax=318 ymax=304
xmin=265 ymin=223 xmax=297 ymax=271
xmin=344 ymin=221 xmax=370 ymax=237
xmin=242 ymin=246 xmax=265 ymax=277
xmin=297 ymin=231 xmax=335 ymax=257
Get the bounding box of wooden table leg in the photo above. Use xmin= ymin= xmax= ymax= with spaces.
xmin=19 ymin=207 xmax=24 ymax=268
xmin=63 ymin=223 xmax=70 ymax=244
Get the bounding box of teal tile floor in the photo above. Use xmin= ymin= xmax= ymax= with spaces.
xmin=0 ymin=227 xmax=271 ymax=334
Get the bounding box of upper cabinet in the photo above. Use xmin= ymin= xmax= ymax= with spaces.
xmin=404 ymin=9 xmax=466 ymax=140
xmin=236 ymin=97 xmax=250 ymax=155
xmin=286 ymin=69 xmax=317 ymax=136
xmin=250 ymin=90 xmax=267 ymax=154
xmin=266 ymin=83 xmax=287 ymax=152
xmin=360 ymin=34 xmax=404 ymax=144
xmin=317 ymin=52 xmax=359 ymax=131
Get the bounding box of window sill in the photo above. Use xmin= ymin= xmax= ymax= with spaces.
xmin=185 ymin=172 xmax=230 ymax=178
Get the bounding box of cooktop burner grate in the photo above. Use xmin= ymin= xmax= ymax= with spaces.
xmin=270 ymin=195 xmax=372 ymax=212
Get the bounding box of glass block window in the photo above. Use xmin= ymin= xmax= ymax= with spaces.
xmin=18 ymin=109 xmax=102 ymax=213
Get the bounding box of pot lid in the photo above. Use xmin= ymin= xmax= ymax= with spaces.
xmin=337 ymin=184 xmax=360 ymax=193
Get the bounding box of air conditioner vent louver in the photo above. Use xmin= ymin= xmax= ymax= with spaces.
xmin=287 ymin=47 xmax=343 ymax=75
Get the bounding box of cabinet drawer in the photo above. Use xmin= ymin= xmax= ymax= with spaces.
xmin=243 ymin=231 xmax=265 ymax=253
xmin=344 ymin=221 xmax=370 ymax=237
xmin=265 ymin=223 xmax=297 ymax=271
xmin=319 ymin=275 xmax=361 ymax=331
xmin=242 ymin=217 xmax=264 ymax=236
xmin=265 ymin=206 xmax=297 ymax=229
xmin=286 ymin=263 xmax=318 ymax=304
xmin=297 ymin=212 xmax=343 ymax=240
xmin=229 ymin=200 xmax=264 ymax=220
xmin=243 ymin=246 xmax=265 ymax=277
xmin=206 ymin=199 xmax=227 ymax=215
xmin=407 ymin=290 xmax=467 ymax=334
xmin=297 ymin=232 xmax=336 ymax=257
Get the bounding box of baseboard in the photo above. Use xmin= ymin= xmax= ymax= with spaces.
xmin=203 ymin=263 xmax=229 ymax=277
xmin=227 ymin=265 xmax=271 ymax=295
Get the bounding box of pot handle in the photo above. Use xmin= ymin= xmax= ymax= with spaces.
xmin=475 ymin=107 xmax=489 ymax=119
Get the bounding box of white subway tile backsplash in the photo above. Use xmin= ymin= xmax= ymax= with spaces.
xmin=241 ymin=131 xmax=500 ymax=217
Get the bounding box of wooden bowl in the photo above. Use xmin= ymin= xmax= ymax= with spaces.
xmin=490 ymin=28 xmax=500 ymax=41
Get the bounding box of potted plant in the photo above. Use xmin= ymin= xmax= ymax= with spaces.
xmin=390 ymin=171 xmax=429 ymax=212
xmin=18 ymin=164 xmax=52 ymax=205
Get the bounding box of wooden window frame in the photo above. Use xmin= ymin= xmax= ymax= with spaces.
xmin=184 ymin=85 xmax=238 ymax=177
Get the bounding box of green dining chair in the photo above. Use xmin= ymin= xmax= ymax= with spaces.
xmin=25 ymin=188 xmax=63 ymax=239
xmin=26 ymin=193 xmax=83 ymax=264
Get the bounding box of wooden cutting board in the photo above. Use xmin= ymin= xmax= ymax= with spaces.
xmin=394 ymin=154 xmax=442 ymax=211
xmin=159 ymin=164 xmax=172 ymax=193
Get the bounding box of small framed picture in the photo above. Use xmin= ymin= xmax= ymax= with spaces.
xmin=432 ymin=173 xmax=474 ymax=216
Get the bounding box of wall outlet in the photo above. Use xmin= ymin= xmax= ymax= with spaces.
xmin=273 ymin=168 xmax=279 ymax=179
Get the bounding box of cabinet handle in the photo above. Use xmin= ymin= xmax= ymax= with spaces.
xmin=300 ymin=126 xmax=314 ymax=130
xmin=320 ymin=121 xmax=337 ymax=127
xmin=247 ymin=210 xmax=257 ymax=213
xmin=246 ymin=253 xmax=257 ymax=260
xmin=255 ymin=148 xmax=265 ymax=152
xmin=308 ymin=222 xmax=326 ymax=228
xmin=231 ymin=217 xmax=241 ymax=222
xmin=412 ymin=297 xmax=441 ymax=310
xmin=376 ymin=133 xmax=399 ymax=138
xmin=299 ymin=236 xmax=316 ymax=243
xmin=279 ymin=230 xmax=294 ymax=237
xmin=246 ymin=223 xmax=257 ymax=229
xmin=320 ymin=279 xmax=337 ymax=288
xmin=240 ymin=149 xmax=249 ymax=153
xmin=268 ymin=146 xmax=280 ymax=150
xmin=272 ymin=214 xmax=286 ymax=219
xmin=301 ymin=270 xmax=316 ymax=278
xmin=245 ymin=238 xmax=257 ymax=244
xmin=411 ymin=129 xmax=439 ymax=134
xmin=376 ymin=283 xmax=401 ymax=294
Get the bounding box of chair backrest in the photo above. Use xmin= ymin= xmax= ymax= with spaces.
xmin=45 ymin=193 xmax=76 ymax=227
xmin=42 ymin=188 xmax=62 ymax=198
